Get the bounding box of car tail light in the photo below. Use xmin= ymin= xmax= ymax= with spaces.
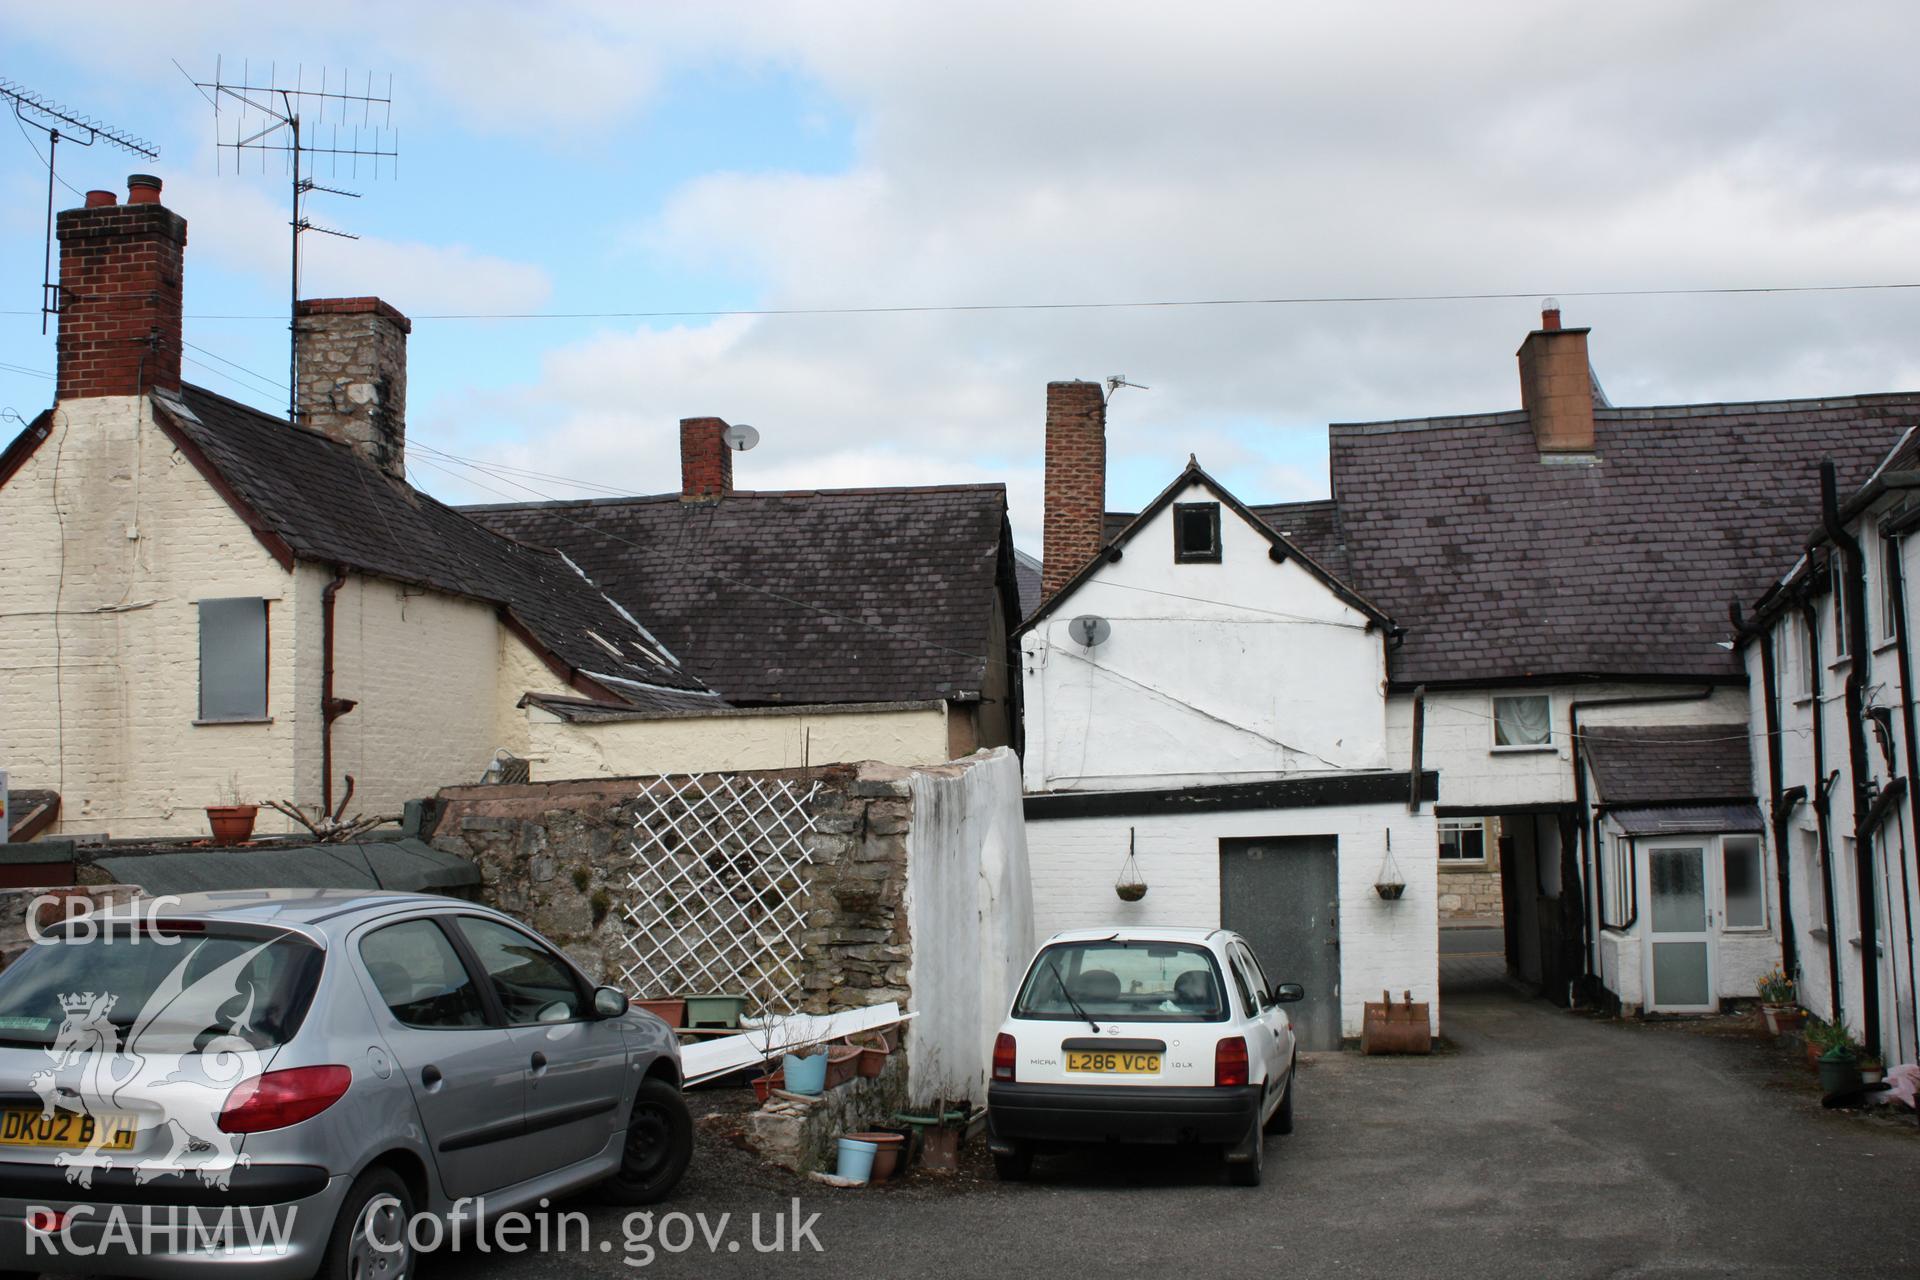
xmin=992 ymin=1033 xmax=1016 ymax=1082
xmin=1214 ymin=1036 xmax=1249 ymax=1087
xmin=219 ymin=1065 xmax=352 ymax=1133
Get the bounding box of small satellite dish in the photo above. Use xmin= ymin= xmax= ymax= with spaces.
xmin=723 ymin=423 xmax=760 ymax=452
xmin=1070 ymin=615 xmax=1111 ymax=647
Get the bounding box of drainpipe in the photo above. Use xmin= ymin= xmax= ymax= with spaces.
xmin=320 ymin=567 xmax=357 ymax=816
xmin=1803 ymin=597 xmax=1846 ymax=1024
xmin=1734 ymin=601 xmax=1799 ymax=978
xmin=1407 ymin=685 xmax=1426 ymax=813
xmin=1881 ymin=522 xmax=1920 ymax=1054
xmin=1823 ymin=458 xmax=1882 ymax=1056
xmin=1568 ymin=686 xmax=1716 ymax=993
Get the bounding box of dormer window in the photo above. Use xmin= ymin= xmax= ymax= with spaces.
xmin=1173 ymin=502 xmax=1222 ymax=563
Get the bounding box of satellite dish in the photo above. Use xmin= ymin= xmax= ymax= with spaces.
xmin=723 ymin=423 xmax=760 ymax=452
xmin=1070 ymin=615 xmax=1111 ymax=647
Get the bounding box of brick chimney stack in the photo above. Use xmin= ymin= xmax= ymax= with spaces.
xmin=1041 ymin=380 xmax=1107 ymax=601
xmin=680 ymin=417 xmax=733 ymax=500
xmin=1516 ymin=303 xmax=1596 ymax=454
xmin=55 ymin=174 xmax=187 ymax=401
xmin=295 ymin=297 xmax=412 ymax=479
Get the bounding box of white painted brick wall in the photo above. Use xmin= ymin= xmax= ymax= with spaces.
xmin=1026 ymin=803 xmax=1440 ymax=1035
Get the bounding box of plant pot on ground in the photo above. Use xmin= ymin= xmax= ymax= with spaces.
xmin=1860 ymin=1058 xmax=1886 ymax=1086
xmin=205 ymin=804 xmax=258 ymax=846
xmin=1818 ymin=1046 xmax=1861 ymax=1096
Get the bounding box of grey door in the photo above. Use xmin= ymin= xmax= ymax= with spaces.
xmin=1220 ymin=837 xmax=1340 ymax=1050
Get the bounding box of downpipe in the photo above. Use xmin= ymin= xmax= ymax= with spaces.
xmin=1803 ymin=599 xmax=1846 ymax=1024
xmin=1732 ymin=601 xmax=1799 ymax=978
xmin=320 ymin=567 xmax=357 ymax=816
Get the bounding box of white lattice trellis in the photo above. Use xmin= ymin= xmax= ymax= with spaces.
xmin=617 ymin=774 xmax=822 ymax=1015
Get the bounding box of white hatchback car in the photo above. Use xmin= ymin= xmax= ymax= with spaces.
xmin=986 ymin=927 xmax=1302 ymax=1186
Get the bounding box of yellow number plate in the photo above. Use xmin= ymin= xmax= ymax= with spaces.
xmin=0 ymin=1109 xmax=137 ymax=1152
xmin=1065 ymin=1050 xmax=1161 ymax=1074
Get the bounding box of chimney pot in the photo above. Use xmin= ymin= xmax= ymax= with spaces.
xmin=1540 ymin=297 xmax=1562 ymax=331
xmin=126 ymin=174 xmax=162 ymax=204
xmin=1041 ymin=380 xmax=1107 ymax=601
xmin=294 ymin=297 xmax=411 ymax=478
xmin=83 ymin=190 xmax=117 ymax=208
xmin=680 ymin=417 xmax=734 ymax=500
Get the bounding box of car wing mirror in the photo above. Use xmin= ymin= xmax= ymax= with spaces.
xmin=1272 ymin=982 xmax=1305 ymax=1004
xmin=593 ymin=985 xmax=631 ymax=1019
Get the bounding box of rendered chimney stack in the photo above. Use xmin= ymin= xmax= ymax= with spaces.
xmin=1041 ymin=380 xmax=1108 ymax=601
xmin=1516 ymin=302 xmax=1595 ymax=454
xmin=294 ymin=297 xmax=412 ymax=479
xmin=55 ymin=174 xmax=187 ymax=401
xmin=680 ymin=417 xmax=734 ymax=500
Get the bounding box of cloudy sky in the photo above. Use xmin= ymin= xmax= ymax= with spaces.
xmin=5 ymin=3 xmax=1919 ymax=548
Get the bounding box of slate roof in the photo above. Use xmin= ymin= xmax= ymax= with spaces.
xmin=149 ymin=386 xmax=716 ymax=708
xmin=464 ymin=486 xmax=1014 ymax=706
xmin=1327 ymin=396 xmax=1920 ymax=685
xmin=1583 ymin=723 xmax=1755 ymax=807
xmin=1013 ymin=548 xmax=1043 ymax=620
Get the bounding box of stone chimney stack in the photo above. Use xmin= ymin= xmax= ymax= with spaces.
xmin=295 ymin=297 xmax=411 ymax=478
xmin=1041 ymin=380 xmax=1107 ymax=601
xmin=55 ymin=174 xmax=187 ymax=401
xmin=1516 ymin=302 xmax=1596 ymax=454
xmin=680 ymin=417 xmax=733 ymax=500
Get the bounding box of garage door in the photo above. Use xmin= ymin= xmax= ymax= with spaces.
xmin=1219 ymin=836 xmax=1341 ymax=1050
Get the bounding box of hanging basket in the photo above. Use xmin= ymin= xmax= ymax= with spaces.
xmin=1115 ymin=827 xmax=1149 ymax=902
xmin=1374 ymin=830 xmax=1406 ymax=901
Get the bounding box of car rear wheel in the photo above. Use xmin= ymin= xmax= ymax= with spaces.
xmin=318 ymin=1164 xmax=413 ymax=1280
xmin=1265 ymin=1063 xmax=1295 ymax=1136
xmin=1227 ymin=1120 xmax=1263 ymax=1187
xmin=600 ymin=1076 xmax=694 ymax=1205
xmin=992 ymin=1142 xmax=1034 ymax=1181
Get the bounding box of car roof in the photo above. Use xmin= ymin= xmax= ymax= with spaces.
xmin=1041 ymin=926 xmax=1229 ymax=946
xmin=98 ymin=888 xmax=470 ymax=937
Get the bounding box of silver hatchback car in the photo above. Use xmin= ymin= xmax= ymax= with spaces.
xmin=0 ymin=890 xmax=691 ymax=1279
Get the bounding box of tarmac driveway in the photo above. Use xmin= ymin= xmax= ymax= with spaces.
xmin=455 ymin=989 xmax=1920 ymax=1279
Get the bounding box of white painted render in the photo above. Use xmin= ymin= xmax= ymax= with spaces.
xmin=523 ymin=701 xmax=954 ymax=779
xmin=1023 ymin=801 xmax=1439 ymax=1036
xmin=1386 ymin=684 xmax=1750 ymax=812
xmin=903 ymin=748 xmax=1034 ymax=1106
xmin=1022 ymin=480 xmax=1386 ymax=794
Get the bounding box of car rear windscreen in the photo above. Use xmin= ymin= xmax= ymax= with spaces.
xmin=0 ymin=922 xmax=323 ymax=1053
xmin=1014 ymin=941 xmax=1229 ymax=1023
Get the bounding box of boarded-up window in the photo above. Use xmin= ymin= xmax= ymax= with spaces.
xmin=199 ymin=597 xmax=268 ymax=722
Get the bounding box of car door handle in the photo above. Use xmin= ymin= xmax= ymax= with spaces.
xmin=530 ymin=1052 xmax=548 ymax=1073
xmin=420 ymin=1065 xmax=442 ymax=1088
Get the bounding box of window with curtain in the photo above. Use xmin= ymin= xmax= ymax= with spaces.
xmin=198 ymin=597 xmax=268 ymax=722
xmin=1492 ymin=694 xmax=1552 ymax=749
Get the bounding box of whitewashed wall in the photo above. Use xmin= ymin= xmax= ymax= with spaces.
xmin=1387 ymin=684 xmax=1750 ymax=811
xmin=1025 ymin=802 xmax=1438 ymax=1035
xmin=526 ymin=702 xmax=954 ymax=779
xmin=1022 ymin=481 xmax=1387 ymax=793
xmin=903 ymin=748 xmax=1034 ymax=1106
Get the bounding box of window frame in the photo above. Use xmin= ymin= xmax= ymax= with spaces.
xmin=1172 ymin=501 xmax=1223 ymax=564
xmin=1719 ymin=834 xmax=1768 ymax=932
xmin=1228 ymin=942 xmax=1270 ymax=1016
xmin=1877 ymin=533 xmax=1900 ymax=646
xmin=196 ymin=596 xmax=271 ymax=725
xmin=1490 ymin=693 xmax=1555 ymax=753
xmin=1437 ymin=818 xmax=1488 ymax=864
xmin=1830 ymin=558 xmax=1851 ymax=662
xmin=1789 ymin=613 xmax=1813 ymax=699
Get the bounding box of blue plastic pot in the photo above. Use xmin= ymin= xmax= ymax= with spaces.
xmin=783 ymin=1050 xmax=828 ymax=1096
xmin=835 ymin=1137 xmax=878 ymax=1184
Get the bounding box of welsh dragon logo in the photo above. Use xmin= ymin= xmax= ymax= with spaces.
xmin=28 ymin=942 xmax=268 ymax=1191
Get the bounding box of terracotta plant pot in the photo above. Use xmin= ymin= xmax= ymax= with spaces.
xmin=205 ymin=804 xmax=257 ymax=846
xmin=857 ymin=1044 xmax=888 ymax=1078
xmin=824 ymin=1044 xmax=862 ymax=1089
xmin=752 ymin=1068 xmax=784 ymax=1105
xmin=846 ymin=1131 xmax=905 ymax=1181
xmin=635 ymin=998 xmax=687 ymax=1029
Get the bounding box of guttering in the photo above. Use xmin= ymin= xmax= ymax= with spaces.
xmin=1880 ymin=514 xmax=1920 ymax=1056
xmin=320 ymin=567 xmax=357 ymax=815
xmin=1569 ymin=686 xmax=1716 ymax=993
xmin=1387 ymin=671 xmax=1743 ymax=695
xmin=1823 ymin=458 xmax=1883 ymax=1056
xmin=1803 ymin=597 xmax=1845 ymax=1023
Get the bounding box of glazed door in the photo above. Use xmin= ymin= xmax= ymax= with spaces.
xmin=1643 ymin=843 xmax=1716 ymax=1012
xmin=1220 ymin=837 xmax=1340 ymax=1050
